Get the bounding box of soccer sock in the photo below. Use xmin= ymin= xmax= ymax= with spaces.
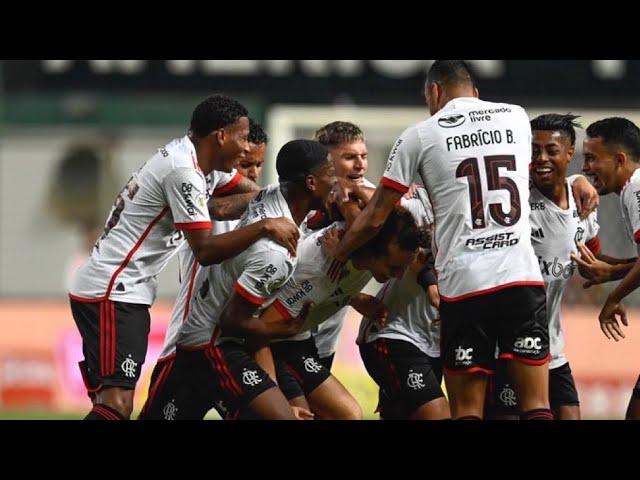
xmin=456 ymin=415 xmax=482 ymax=420
xmin=520 ymin=408 xmax=553 ymax=420
xmin=85 ymin=403 xmax=126 ymax=420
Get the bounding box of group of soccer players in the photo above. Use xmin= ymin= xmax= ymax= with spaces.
xmin=69 ymin=60 xmax=640 ymax=420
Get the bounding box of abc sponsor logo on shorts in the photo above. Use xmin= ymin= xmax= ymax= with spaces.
xmin=513 ymin=337 xmax=541 ymax=354
xmin=455 ymin=346 xmax=473 ymax=366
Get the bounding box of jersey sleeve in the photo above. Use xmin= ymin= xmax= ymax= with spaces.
xmin=623 ymin=186 xmax=640 ymax=244
xmin=164 ymin=167 xmax=212 ymax=231
xmin=234 ymin=251 xmax=295 ymax=306
xmin=212 ymin=169 xmax=242 ymax=196
xmin=584 ymin=209 xmax=601 ymax=254
xmin=381 ymin=126 xmax=423 ymax=194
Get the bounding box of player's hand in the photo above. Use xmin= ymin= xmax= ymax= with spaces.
xmin=319 ymin=225 xmax=344 ymax=257
xmin=403 ymin=183 xmax=419 ymax=200
xmin=291 ymin=406 xmax=314 ymax=420
xmin=571 ymin=243 xmax=612 ymax=287
xmin=263 ymin=217 xmax=300 ymax=257
xmin=599 ymin=297 xmax=628 ymax=341
xmin=330 ymin=177 xmax=356 ymax=205
xmin=571 ymin=175 xmax=599 ymax=220
xmin=351 ymin=293 xmax=388 ymax=327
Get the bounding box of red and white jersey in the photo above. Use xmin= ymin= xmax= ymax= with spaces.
xmin=529 ymin=180 xmax=600 ymax=369
xmin=620 ymin=168 xmax=640 ymax=253
xmin=176 ymin=184 xmax=298 ymax=348
xmin=309 ymin=177 xmax=376 ymax=357
xmin=270 ymin=221 xmax=372 ymax=344
xmin=158 ymin=171 xmax=242 ymax=360
xmin=69 ymin=135 xmax=222 ymax=306
xmin=358 ymin=188 xmax=441 ymax=357
xmin=382 ymin=97 xmax=543 ymax=301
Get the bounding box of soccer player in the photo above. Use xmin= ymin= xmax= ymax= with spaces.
xmin=260 ymin=206 xmax=420 ymax=420
xmin=487 ymin=114 xmax=601 ymax=420
xmin=69 ymin=96 xmax=299 ymax=420
xmin=573 ymin=117 xmax=640 ymax=419
xmin=141 ymin=139 xmax=336 ymax=420
xmin=140 ymin=118 xmax=270 ymax=418
xmin=327 ymin=60 xmax=553 ymax=420
xmin=358 ymin=186 xmax=449 ymax=420
xmin=307 ymin=121 xmax=376 ymax=370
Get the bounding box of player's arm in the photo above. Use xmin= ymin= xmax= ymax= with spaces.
xmin=185 ymin=217 xmax=299 ymax=266
xmin=349 ymin=293 xmax=388 ymax=326
xmin=568 ymin=174 xmax=599 ymax=220
xmin=208 ymin=175 xmax=261 ymax=220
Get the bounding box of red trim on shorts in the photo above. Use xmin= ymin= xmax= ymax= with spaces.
xmin=380 ymin=176 xmax=410 ymax=194
xmin=374 ymin=338 xmax=401 ymax=391
xmin=175 ymin=221 xmax=212 ymax=231
xmin=499 ymin=352 xmax=550 ymax=366
xmin=273 ymin=299 xmax=294 ymax=319
xmin=444 ymin=366 xmax=494 ymax=376
xmin=586 ymin=236 xmax=602 ymax=255
xmin=78 ymin=362 xmax=102 ymax=394
xmin=440 ymin=281 xmax=545 ymax=303
xmin=69 ymin=293 xmax=103 ymax=303
xmin=207 ymin=346 xmax=242 ymax=397
xmin=93 ymin=405 xmax=121 ymax=420
xmin=176 ymin=343 xmax=209 ymax=352
xmin=99 ymin=301 xmax=106 ymax=376
xmin=109 ymin=301 xmax=117 ymax=376
xmin=156 ymin=352 xmax=177 ymax=362
xmin=213 ymin=172 xmax=242 ymax=195
xmin=286 ymin=363 xmax=305 ymax=387
xmin=182 ymin=258 xmax=200 ymax=322
xmin=234 ymin=282 xmax=265 ymax=305
xmin=105 ymin=207 xmax=170 ymax=299
xmin=141 ymin=358 xmax=175 ymax=415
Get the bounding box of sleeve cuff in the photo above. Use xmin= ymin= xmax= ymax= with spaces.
xmin=234 ymin=282 xmax=266 ymax=305
xmin=381 ymin=176 xmax=410 ymax=194
xmin=213 ymin=172 xmax=243 ymax=195
xmin=175 ymin=221 xmax=212 ymax=231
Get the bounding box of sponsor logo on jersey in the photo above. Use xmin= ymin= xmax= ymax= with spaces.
xmin=255 ymin=264 xmax=278 ymax=291
xmin=285 ymin=280 xmax=313 ymax=306
xmin=531 ymin=227 xmax=544 ymax=239
xmin=538 ymin=256 xmax=576 ymax=279
xmin=465 ymin=232 xmax=518 ymax=249
xmin=385 ymin=138 xmax=403 ymax=171
xmin=438 ymin=114 xmax=466 ymax=128
xmin=530 ymin=202 xmax=545 ymax=211
xmin=181 ymin=182 xmax=199 ymax=216
xmin=468 ymin=107 xmax=512 ymax=123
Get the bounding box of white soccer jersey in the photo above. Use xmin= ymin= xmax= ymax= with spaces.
xmin=270 ymin=222 xmax=372 ymax=344
xmin=620 ymin=168 xmax=640 ymax=254
xmin=309 ymin=177 xmax=376 ymax=358
xmin=70 ymin=135 xmax=218 ymax=306
xmin=529 ymin=181 xmax=600 ymax=369
xmin=382 ymin=97 xmax=543 ymax=301
xmin=158 ymin=170 xmax=242 ymax=360
xmin=176 ymin=184 xmax=298 ymax=348
xmin=358 ymin=188 xmax=440 ymax=357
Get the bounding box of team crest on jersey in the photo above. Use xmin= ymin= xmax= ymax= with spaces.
xmin=163 ymin=400 xmax=178 ymax=420
xmin=303 ymin=356 xmax=323 ymax=374
xmin=242 ymin=368 xmax=263 ymax=386
xmin=574 ymin=226 xmax=585 ymax=244
xmin=438 ymin=114 xmax=466 ymax=128
xmin=407 ymin=370 xmax=425 ymax=390
xmin=499 ymin=385 xmax=517 ymax=407
xmin=121 ymin=355 xmax=138 ymax=378
xmin=195 ymin=192 xmax=207 ymax=210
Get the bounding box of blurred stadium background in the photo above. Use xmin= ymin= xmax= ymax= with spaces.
xmin=1 ymin=60 xmax=639 ymax=419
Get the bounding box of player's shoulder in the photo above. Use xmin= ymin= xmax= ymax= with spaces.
xmin=159 ymin=136 xmax=200 ymax=171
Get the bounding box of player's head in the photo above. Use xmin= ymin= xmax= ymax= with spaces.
xmin=276 ymin=139 xmax=336 ymax=212
xmin=424 ymin=60 xmax=478 ymax=116
xmin=583 ymin=117 xmax=640 ymax=195
xmin=235 ymin=118 xmax=268 ymax=183
xmin=189 ymin=94 xmax=250 ymax=173
xmin=530 ymin=113 xmax=581 ymax=192
xmin=315 ymin=121 xmax=368 ymax=185
xmin=351 ymin=206 xmax=420 ymax=283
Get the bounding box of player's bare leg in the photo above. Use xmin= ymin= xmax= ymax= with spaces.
xmin=307 ymin=375 xmax=362 ymax=420
xmin=507 ymin=361 xmax=553 ymax=419
xmin=444 ymin=373 xmax=488 ymax=419
xmin=90 ymin=386 xmax=134 ymax=419
xmin=410 ymin=397 xmax=451 ymax=420
xmin=246 ymin=386 xmax=299 ymax=420
xmin=554 ymin=405 xmax=580 ymax=420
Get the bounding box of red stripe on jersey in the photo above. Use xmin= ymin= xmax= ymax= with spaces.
xmin=498 ymin=352 xmax=550 ymax=366
xmin=444 ymin=366 xmax=494 ymax=376
xmin=105 ymin=207 xmax=170 ymax=299
xmin=234 ymin=282 xmax=266 ymax=305
xmin=213 ymin=172 xmax=243 ymax=195
xmin=634 ymin=230 xmax=640 ymax=245
xmin=585 ymin=236 xmax=602 ymax=255
xmin=175 ymin=221 xmax=212 ymax=231
xmin=306 ymin=210 xmax=326 ymax=229
xmin=380 ymin=176 xmax=410 ymax=194
xmin=439 ymin=281 xmax=545 ymax=303
xmin=183 ymin=258 xmax=200 ymax=322
xmin=273 ymin=299 xmax=294 ymax=319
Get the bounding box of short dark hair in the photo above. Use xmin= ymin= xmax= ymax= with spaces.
xmin=426 ymin=60 xmax=475 ymax=88
xmin=249 ymin=118 xmax=268 ymax=145
xmin=276 ymin=139 xmax=330 ymax=183
xmin=314 ymin=121 xmax=365 ymax=146
xmin=586 ymin=117 xmax=640 ymax=161
xmin=190 ymin=94 xmax=248 ymax=138
xmin=353 ymin=207 xmax=420 ymax=259
xmin=530 ymin=113 xmax=582 ymax=146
